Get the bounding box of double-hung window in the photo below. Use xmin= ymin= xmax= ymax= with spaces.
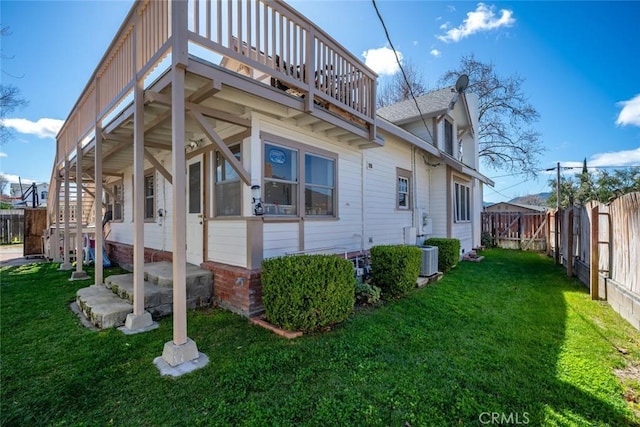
xmin=106 ymin=182 xmax=123 ymax=221
xmin=444 ymin=120 xmax=453 ymax=156
xmin=263 ymin=137 xmax=337 ymax=218
xmin=144 ymin=172 xmax=155 ymax=220
xmin=215 ymin=145 xmax=242 ymax=216
xmin=305 ymin=154 xmax=335 ymax=216
xmin=264 ymin=143 xmax=298 ymax=216
xmin=397 ymin=168 xmax=411 ymax=210
xmin=454 ymin=182 xmax=471 ymax=222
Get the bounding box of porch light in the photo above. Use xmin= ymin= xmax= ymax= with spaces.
xmin=251 ymin=185 xmax=263 ymax=216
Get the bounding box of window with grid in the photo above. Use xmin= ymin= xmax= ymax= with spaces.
xmin=106 ymin=182 xmax=123 ymax=221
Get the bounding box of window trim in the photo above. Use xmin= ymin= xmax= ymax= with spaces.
xmin=106 ymin=180 xmax=124 ymax=223
xmin=214 ymin=143 xmax=243 ymax=217
xmin=261 ymin=132 xmax=338 ymax=220
xmin=444 ymin=119 xmax=453 ymax=156
xmin=396 ymin=167 xmax=412 ymax=211
xmin=143 ymin=169 xmax=156 ymax=222
xmin=454 ymin=181 xmax=471 ymax=223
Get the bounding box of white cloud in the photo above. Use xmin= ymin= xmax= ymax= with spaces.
xmin=544 ymin=146 xmax=640 ymax=173
xmin=362 ymin=47 xmax=402 ymax=76
xmin=0 ymin=152 xmax=7 ymax=158
xmin=437 ymin=3 xmax=515 ymax=43
xmin=616 ymin=94 xmax=640 ymax=127
xmin=589 ymin=146 xmax=640 ymax=167
xmin=413 ymin=40 xmax=419 ymax=46
xmin=430 ymin=49 xmax=442 ymax=58
xmin=0 ymin=117 xmax=64 ymax=139
xmin=0 ymin=173 xmax=34 ymax=184
xmin=440 ymin=22 xmax=450 ymax=30
xmin=447 ymin=6 xmax=456 ymax=12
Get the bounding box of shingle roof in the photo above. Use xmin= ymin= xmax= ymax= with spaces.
xmin=376 ymin=87 xmax=456 ymax=123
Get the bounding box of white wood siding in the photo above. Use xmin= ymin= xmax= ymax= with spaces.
xmin=208 ymin=220 xmax=247 ymax=267
xmin=429 ymin=166 xmax=448 ymax=238
xmin=263 ymin=222 xmax=299 ymax=259
xmin=106 ymin=154 xmax=174 ymax=252
xmin=362 ymin=137 xmax=413 ymax=248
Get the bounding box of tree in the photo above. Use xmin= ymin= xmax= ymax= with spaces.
xmin=439 ymin=54 xmax=543 ymax=176
xmin=547 ymin=167 xmax=640 ymax=208
xmin=0 ymin=173 xmax=8 ymax=195
xmin=377 ymin=60 xmax=429 ymax=108
xmin=1 ymin=25 xmax=28 ymax=144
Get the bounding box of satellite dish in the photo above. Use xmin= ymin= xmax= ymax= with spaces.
xmin=455 ymin=74 xmax=469 ymax=93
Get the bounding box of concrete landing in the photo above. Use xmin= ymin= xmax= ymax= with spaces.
xmin=76 ymin=285 xmax=133 ymax=329
xmin=76 ymin=263 xmax=213 ymax=329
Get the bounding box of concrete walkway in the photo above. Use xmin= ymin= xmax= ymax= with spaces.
xmin=0 ymin=244 xmax=47 ymax=267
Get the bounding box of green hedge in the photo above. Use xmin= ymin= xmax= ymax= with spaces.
xmin=370 ymin=245 xmax=422 ymax=298
xmin=424 ymin=238 xmax=460 ymax=272
xmin=261 ymin=255 xmax=355 ymax=332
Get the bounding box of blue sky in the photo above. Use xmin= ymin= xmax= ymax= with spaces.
xmin=1 ymin=1 xmax=639 ymax=203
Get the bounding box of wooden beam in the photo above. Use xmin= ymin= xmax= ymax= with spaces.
xmin=190 ymin=110 xmax=251 ymax=185
xmin=188 ymin=80 xmax=222 ymax=103
xmin=147 ymin=91 xmax=251 ymax=128
xmin=144 ymin=148 xmax=172 ymax=184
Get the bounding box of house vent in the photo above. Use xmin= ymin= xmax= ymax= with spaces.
xmin=419 ymin=245 xmax=438 ymax=277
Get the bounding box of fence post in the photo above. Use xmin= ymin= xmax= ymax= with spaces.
xmin=567 ymin=208 xmax=574 ymax=277
xmin=590 ymin=205 xmax=599 ymax=300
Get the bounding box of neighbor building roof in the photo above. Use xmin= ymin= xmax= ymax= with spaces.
xmin=376 ymin=87 xmax=455 ymax=124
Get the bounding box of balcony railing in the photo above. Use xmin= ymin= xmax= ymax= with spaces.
xmin=54 ymin=0 xmax=377 ymax=174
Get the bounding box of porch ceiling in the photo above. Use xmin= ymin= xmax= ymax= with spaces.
xmin=74 ymin=60 xmax=379 ymax=180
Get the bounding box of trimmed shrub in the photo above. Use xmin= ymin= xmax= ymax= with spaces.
xmin=261 ymin=254 xmax=355 ymax=332
xmin=355 ymin=282 xmax=382 ymax=305
xmin=424 ymin=238 xmax=460 ymax=272
xmin=370 ymin=245 xmax=422 ymax=299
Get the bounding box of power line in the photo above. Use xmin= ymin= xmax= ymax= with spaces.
xmin=371 ymin=0 xmax=434 ymax=143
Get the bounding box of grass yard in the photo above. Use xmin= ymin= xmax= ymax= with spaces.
xmin=1 ymin=249 xmax=640 ymax=426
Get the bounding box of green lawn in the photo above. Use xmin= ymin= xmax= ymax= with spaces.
xmin=1 ymin=250 xmax=639 ymax=426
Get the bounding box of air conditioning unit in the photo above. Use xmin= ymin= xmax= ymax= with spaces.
xmin=419 ymin=245 xmax=438 ymax=277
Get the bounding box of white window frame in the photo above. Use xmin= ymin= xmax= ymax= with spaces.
xmin=261 ymin=133 xmax=338 ymax=219
xmin=214 ymin=144 xmax=242 ymax=217
xmin=454 ymin=182 xmax=471 ymax=222
xmin=396 ymin=167 xmax=412 ymax=210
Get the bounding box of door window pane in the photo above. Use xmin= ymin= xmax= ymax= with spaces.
xmin=189 ymin=162 xmax=201 ymax=214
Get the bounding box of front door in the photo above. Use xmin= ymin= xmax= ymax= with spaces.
xmin=186 ymin=155 xmax=204 ymax=265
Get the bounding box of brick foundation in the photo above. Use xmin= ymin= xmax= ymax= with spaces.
xmin=105 ymin=241 xmax=173 ymax=269
xmin=201 ymin=261 xmax=263 ymax=317
xmin=105 ymin=240 xmax=263 ymax=317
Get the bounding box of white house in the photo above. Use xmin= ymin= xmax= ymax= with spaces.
xmin=10 ymin=182 xmax=49 ymax=207
xmin=47 ymin=0 xmax=492 ymax=368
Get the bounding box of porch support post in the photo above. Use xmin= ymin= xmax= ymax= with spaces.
xmin=123 ymin=10 xmax=155 ymax=333
xmin=52 ymin=176 xmax=62 ymax=262
xmin=94 ymin=128 xmax=104 ymax=285
xmin=158 ymin=0 xmax=206 ymax=372
xmin=70 ymin=143 xmax=89 ymax=280
xmin=59 ymin=159 xmax=72 ymax=270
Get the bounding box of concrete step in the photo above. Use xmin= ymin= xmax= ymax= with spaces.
xmin=76 ymin=285 xmax=132 ymax=329
xmin=143 ymin=261 xmax=213 ymax=289
xmin=77 ymin=262 xmax=213 ymax=329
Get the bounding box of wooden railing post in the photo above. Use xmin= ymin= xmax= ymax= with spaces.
xmin=590 ymin=205 xmax=599 ymax=299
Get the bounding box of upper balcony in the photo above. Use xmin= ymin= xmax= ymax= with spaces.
xmin=54 ymin=0 xmax=379 ymax=169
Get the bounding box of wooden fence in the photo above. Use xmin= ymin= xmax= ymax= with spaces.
xmin=553 ymin=192 xmax=640 ymax=329
xmin=481 ymin=211 xmax=547 ymax=251
xmin=0 ymin=210 xmax=24 ymax=244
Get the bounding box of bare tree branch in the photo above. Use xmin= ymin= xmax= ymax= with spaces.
xmin=440 ymin=54 xmax=543 ymax=176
